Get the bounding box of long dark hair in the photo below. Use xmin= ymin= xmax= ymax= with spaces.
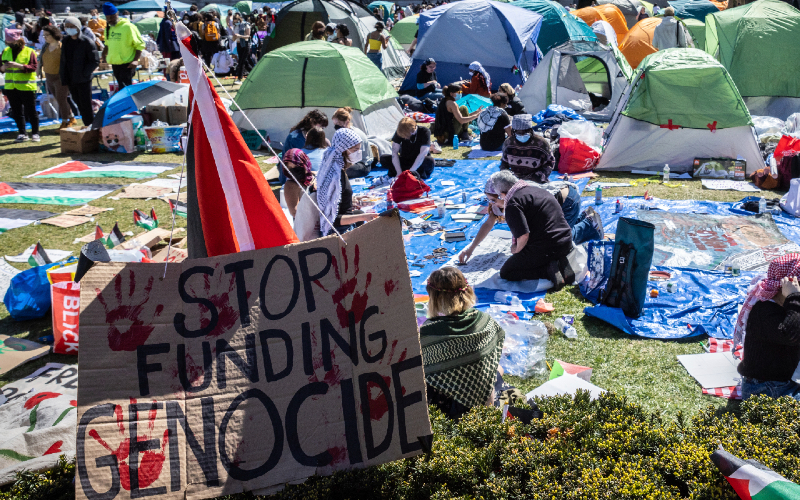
xmin=290 ymin=109 xmax=329 ymax=132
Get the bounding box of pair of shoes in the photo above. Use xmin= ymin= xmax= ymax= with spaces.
xmin=583 ymin=206 xmax=604 ymax=238
xmin=31 ymin=134 xmax=41 ymax=142
xmin=15 ymin=134 xmax=28 ymax=143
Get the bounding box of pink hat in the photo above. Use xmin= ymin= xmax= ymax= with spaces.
xmin=4 ymin=28 xmax=22 ymax=43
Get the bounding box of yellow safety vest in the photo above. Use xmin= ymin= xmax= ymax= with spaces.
xmin=2 ymin=46 xmax=37 ymax=92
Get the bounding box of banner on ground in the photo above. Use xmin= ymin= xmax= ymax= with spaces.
xmin=77 ymin=215 xmax=430 ymax=499
xmin=0 ymin=183 xmax=123 ymax=206
xmin=26 ymin=161 xmax=177 ymax=180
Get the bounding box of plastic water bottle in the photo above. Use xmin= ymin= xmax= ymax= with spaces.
xmin=758 ymin=196 xmax=766 ymax=214
xmin=615 ymin=199 xmax=622 ymax=214
xmin=461 ymin=191 xmax=467 ymax=204
xmin=386 ymin=190 xmax=395 ymax=211
xmin=595 ymin=185 xmax=603 ymax=205
xmin=494 ymin=291 xmax=521 ymax=306
xmin=662 ymin=164 xmax=670 ymax=183
xmin=554 ymin=318 xmax=577 ymax=339
xmin=453 ymin=135 xmax=459 ymax=150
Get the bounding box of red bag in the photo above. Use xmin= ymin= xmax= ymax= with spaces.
xmin=558 ymin=138 xmax=600 ymax=174
xmin=773 ymin=135 xmax=800 ymax=163
xmin=390 ymin=170 xmax=430 ymax=202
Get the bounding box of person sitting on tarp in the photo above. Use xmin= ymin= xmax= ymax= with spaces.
xmin=317 ymin=128 xmax=379 ymax=236
xmin=380 ymin=117 xmax=435 ymax=179
xmin=458 ymin=177 xmax=602 ymax=264
xmin=432 ymin=84 xmax=483 ymax=146
xmin=498 ymin=83 xmax=526 ymax=117
xmin=477 ymin=93 xmax=512 ymax=152
xmin=281 ymin=148 xmax=314 ymax=218
xmin=456 ymin=61 xmax=491 ymax=97
xmin=736 ymin=255 xmax=800 ymax=401
xmin=282 ymin=110 xmax=329 ymax=183
xmin=490 ymin=170 xmax=577 ymax=287
xmin=420 ymin=266 xmax=505 ymax=418
xmin=416 ymin=58 xmax=443 ymax=100
xmin=300 ymin=127 xmax=328 ymax=173
xmin=501 ymin=114 xmax=554 ymax=184
xmin=332 ymin=107 xmax=375 ymax=178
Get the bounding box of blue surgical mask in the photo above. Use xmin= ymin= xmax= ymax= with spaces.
xmin=515 ymin=134 xmax=531 ymax=142
xmin=65 ymin=28 xmax=79 ymax=36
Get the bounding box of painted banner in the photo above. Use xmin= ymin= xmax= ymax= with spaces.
xmin=77 ymin=215 xmax=430 ymax=499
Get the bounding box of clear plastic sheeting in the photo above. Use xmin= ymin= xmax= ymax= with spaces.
xmin=491 ymin=311 xmax=548 ymax=378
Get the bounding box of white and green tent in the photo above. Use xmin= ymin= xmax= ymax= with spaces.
xmin=518 ymin=40 xmax=632 ymax=122
xmin=233 ymin=42 xmax=403 ymax=144
xmin=597 ymin=48 xmax=764 ymax=173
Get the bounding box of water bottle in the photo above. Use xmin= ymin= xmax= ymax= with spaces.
xmin=595 ymin=185 xmax=603 ymax=205
xmin=758 ymin=196 xmax=766 ymax=214
xmin=554 ymin=318 xmax=577 ymax=339
xmin=615 ymin=199 xmax=622 ymax=214
xmin=461 ymin=191 xmax=467 ymax=204
xmin=494 ymin=291 xmax=521 ymax=306
xmin=386 ymin=190 xmax=395 ymax=211
xmin=453 ymin=135 xmax=459 ymax=150
xmin=662 ymin=163 xmax=670 ymax=183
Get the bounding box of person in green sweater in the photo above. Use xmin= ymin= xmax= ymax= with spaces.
xmin=100 ymin=2 xmax=144 ymax=89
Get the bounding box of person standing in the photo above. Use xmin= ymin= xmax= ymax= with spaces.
xmin=61 ymin=17 xmax=100 ymax=127
xmin=156 ymin=11 xmax=180 ymax=60
xmin=37 ymin=26 xmax=76 ymax=129
xmin=102 ymin=2 xmax=144 ymax=89
xmin=364 ymin=21 xmax=387 ymax=69
xmin=652 ymin=7 xmax=688 ymax=50
xmin=231 ymin=13 xmax=250 ymax=83
xmin=88 ymin=9 xmax=106 ymax=41
xmin=200 ymin=12 xmax=221 ymax=66
xmin=1 ymin=28 xmax=40 ymax=142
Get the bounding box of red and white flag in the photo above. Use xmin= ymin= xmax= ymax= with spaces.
xmin=176 ymin=23 xmax=297 ymax=256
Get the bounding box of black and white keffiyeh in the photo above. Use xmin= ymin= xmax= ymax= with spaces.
xmin=317 ymin=128 xmax=362 ymax=236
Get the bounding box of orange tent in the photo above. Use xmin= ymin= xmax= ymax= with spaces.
xmin=709 ymin=0 xmax=728 ymax=10
xmin=618 ymin=17 xmax=661 ymax=69
xmin=573 ymin=4 xmax=629 ymax=39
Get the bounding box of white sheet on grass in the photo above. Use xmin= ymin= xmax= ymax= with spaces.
xmin=468 ymin=144 xmax=503 ymax=159
xmin=677 ymin=352 xmax=741 ymax=389
xmin=701 ymin=179 xmax=760 ymax=192
xmin=5 ymin=245 xmax=72 ymax=263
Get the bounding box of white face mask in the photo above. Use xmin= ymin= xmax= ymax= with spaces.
xmin=516 ymin=134 xmax=531 ymax=143
xmin=349 ymin=149 xmax=363 ymax=163
xmin=91 ymin=15 xmax=98 ymax=20
xmin=327 ymin=34 xmax=336 ymax=41
xmin=65 ymin=28 xmax=79 ymax=36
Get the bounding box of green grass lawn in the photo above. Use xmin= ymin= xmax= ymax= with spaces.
xmin=0 ymin=81 xmax=763 ymax=421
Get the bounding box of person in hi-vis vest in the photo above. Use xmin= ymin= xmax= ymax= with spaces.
xmin=1 ymin=28 xmax=40 ymax=143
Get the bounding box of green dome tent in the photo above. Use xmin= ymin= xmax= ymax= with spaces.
xmin=200 ymin=4 xmax=239 ymax=27
xmin=391 ymin=14 xmax=418 ymax=49
xmin=597 ymin=48 xmax=763 ymax=172
xmin=233 ymin=42 xmax=403 ymax=144
xmin=682 ymin=18 xmax=704 ymax=51
xmin=705 ymin=0 xmax=800 ymax=119
xmin=234 ymin=0 xmax=253 ymax=14
xmin=265 ymin=0 xmax=410 ymax=79
xmin=512 ymin=0 xmax=597 ymax=54
xmin=134 ymin=16 xmax=162 ymax=38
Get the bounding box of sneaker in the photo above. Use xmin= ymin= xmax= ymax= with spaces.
xmin=31 ymin=134 xmax=41 ymax=142
xmin=586 ymin=207 xmax=604 ymax=238
xmin=15 ymin=134 xmax=28 ymax=143
xmin=64 ymin=118 xmax=79 ymax=129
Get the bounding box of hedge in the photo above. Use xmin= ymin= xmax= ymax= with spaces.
xmin=4 ymin=393 xmax=800 ymax=500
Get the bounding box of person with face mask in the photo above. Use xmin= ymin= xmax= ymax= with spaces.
xmin=332 ymin=107 xmax=374 ymax=178
xmin=500 ymin=114 xmax=555 ymax=184
xmin=101 ymin=2 xmax=144 ymax=89
xmin=60 ymin=17 xmax=100 ymax=127
xmin=457 ymin=61 xmax=491 ymax=97
xmin=1 ymin=28 xmax=40 ymax=142
xmin=88 ymin=9 xmax=106 ymax=40
xmin=380 ymin=117 xmax=435 ymax=179
xmin=38 ymin=26 xmax=76 ymax=129
xmin=433 ymin=84 xmax=483 ymax=146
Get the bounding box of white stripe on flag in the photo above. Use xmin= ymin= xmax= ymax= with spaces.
xmin=730 ymin=464 xmax=791 ymax=496
xmin=0 ymin=218 xmax=37 ymax=230
xmin=177 ymin=23 xmax=254 ymax=252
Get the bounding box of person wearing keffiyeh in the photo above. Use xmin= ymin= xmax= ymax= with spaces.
xmin=317 ymin=128 xmax=378 ymax=236
xmin=735 ymin=254 xmax=800 ymax=401
xmin=460 ymin=61 xmax=492 ymax=97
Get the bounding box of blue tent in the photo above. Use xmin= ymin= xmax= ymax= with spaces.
xmin=114 ymin=0 xmax=192 ymax=12
xmin=512 ymin=0 xmax=597 ymax=54
xmin=401 ymin=0 xmax=543 ymax=93
xmin=367 ymin=1 xmax=395 ymax=22
xmin=667 ymin=0 xmax=720 ymax=21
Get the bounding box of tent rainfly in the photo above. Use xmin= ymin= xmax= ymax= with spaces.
xmin=391 ymin=14 xmax=419 ymax=49
xmin=598 ymin=0 xmax=647 ymax=28
xmin=596 ymin=48 xmax=764 ymax=173
xmin=572 ymin=4 xmax=629 ymax=39
xmin=512 ymin=0 xmax=597 ymax=54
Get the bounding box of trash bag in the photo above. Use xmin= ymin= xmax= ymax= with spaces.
xmin=559 ymin=120 xmax=602 ymax=149
xmin=782 ymin=113 xmax=800 ymax=138
xmin=3 ymin=263 xmax=57 ymax=321
xmin=752 ymin=116 xmax=785 ymax=138
xmin=781 ymin=178 xmax=800 ymax=217
xmin=40 ymin=94 xmax=59 ymax=120
xmin=558 ymin=138 xmax=601 ymax=174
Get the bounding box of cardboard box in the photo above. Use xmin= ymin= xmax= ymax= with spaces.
xmin=144 ymin=125 xmax=184 ymax=153
xmin=60 ymin=128 xmax=99 ymax=154
xmin=693 ymin=157 xmax=746 ymax=180
xmin=167 ymin=105 xmax=188 ymax=125
xmin=145 ymin=105 xmax=168 ymax=123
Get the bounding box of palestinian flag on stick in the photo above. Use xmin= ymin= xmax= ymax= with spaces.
xmin=103 ymin=223 xmax=126 ymax=249
xmin=28 ymin=242 xmax=51 ymax=267
xmin=0 ymin=208 xmax=57 ymax=233
xmin=0 ymin=182 xmax=122 ymax=206
xmin=94 ymin=225 xmax=104 ymax=241
xmin=133 ymin=208 xmax=159 ymax=230
xmin=712 ymin=447 xmax=800 ymax=500
xmin=168 ymin=199 xmax=187 ymax=218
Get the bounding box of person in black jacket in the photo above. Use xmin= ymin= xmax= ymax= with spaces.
xmin=499 ymin=83 xmax=526 ymax=116
xmin=156 ymin=11 xmax=181 ymax=60
xmin=736 ymin=255 xmax=800 ymax=401
xmin=60 ymin=17 xmax=100 ymax=127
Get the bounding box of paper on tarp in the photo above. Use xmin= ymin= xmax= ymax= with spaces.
xmin=76 ymin=214 xmax=430 ymax=500
xmin=0 ymin=335 xmax=50 ymax=376
xmin=526 ymin=374 xmax=605 ymax=402
xmin=0 ymin=363 xmax=78 ymax=405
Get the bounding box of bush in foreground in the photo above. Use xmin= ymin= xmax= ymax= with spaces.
xmin=4 ymin=393 xmax=799 ymax=500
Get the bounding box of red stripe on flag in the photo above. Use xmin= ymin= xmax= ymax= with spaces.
xmin=0 ymin=183 xmax=17 ymax=196
xmin=37 ymin=161 xmax=90 ymax=175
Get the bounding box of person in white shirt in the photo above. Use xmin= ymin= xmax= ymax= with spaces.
xmin=652 ymin=7 xmax=689 ymax=50
xmin=211 ymin=50 xmax=234 ymax=76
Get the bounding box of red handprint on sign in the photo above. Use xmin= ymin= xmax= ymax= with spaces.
xmin=330 ymin=244 xmax=372 ymax=329
xmin=182 ymin=263 xmax=243 ymax=338
xmin=95 ymin=270 xmax=164 ymax=351
xmin=88 ymin=400 xmax=168 ymax=491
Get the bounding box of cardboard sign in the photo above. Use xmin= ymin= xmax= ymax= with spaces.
xmin=77 ymin=215 xmax=430 ymax=499
xmin=41 ymin=214 xmax=93 ymax=228
xmin=0 ymin=336 xmax=50 ymax=376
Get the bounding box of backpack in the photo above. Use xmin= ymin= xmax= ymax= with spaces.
xmin=389 ymin=170 xmax=430 ymax=202
xmin=204 ymin=21 xmax=220 ymax=41
xmin=600 ymin=217 xmax=655 ymax=319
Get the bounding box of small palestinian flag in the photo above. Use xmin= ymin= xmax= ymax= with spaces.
xmin=712 ymin=447 xmax=800 ymax=500
xmin=512 ymin=65 xmax=519 ymax=74
xmin=168 ymin=199 xmax=187 ymax=218
xmin=28 ymin=242 xmax=52 ymax=267
xmin=133 ymin=208 xmax=159 ymax=230
xmin=103 ymin=222 xmax=126 ymax=249
xmin=94 ymin=224 xmax=104 ymax=241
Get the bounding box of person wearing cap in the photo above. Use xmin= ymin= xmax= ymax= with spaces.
xmin=416 ymin=58 xmax=442 ymax=100
xmin=1 ymin=28 xmax=40 ymax=142
xmin=101 ymin=2 xmax=145 ymax=89
xmin=61 ymin=16 xmax=100 ymax=127
xmin=37 ymin=25 xmax=77 ymax=129
xmin=501 ymin=114 xmax=555 ymax=184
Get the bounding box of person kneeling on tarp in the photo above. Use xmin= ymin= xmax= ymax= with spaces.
xmin=420 ymin=267 xmax=505 ymax=418
xmin=736 ymin=255 xmax=800 ymax=401
xmin=380 ymin=117 xmax=435 ymax=179
xmin=490 ymin=170 xmax=578 ymax=288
